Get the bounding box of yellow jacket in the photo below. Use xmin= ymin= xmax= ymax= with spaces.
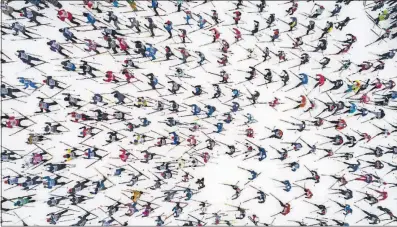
xmin=352 ymin=81 xmax=361 ymax=93
xmin=65 ymin=149 xmax=73 ymax=162
xmin=132 ymin=190 xmax=142 ymax=202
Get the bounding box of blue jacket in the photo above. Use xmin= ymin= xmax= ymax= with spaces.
xmin=283 ymin=180 xmax=292 ymax=192
xmin=232 ymin=89 xmax=239 ymax=97
xmin=186 ymin=14 xmax=191 ymax=23
xmin=249 ymin=171 xmax=257 ymax=180
xmin=198 ymin=16 xmax=206 ymax=28
xmin=87 ymin=148 xmax=95 ymax=159
xmin=291 ymin=162 xmax=300 ymax=171
xmin=152 ymin=77 xmax=158 ymax=85
xmin=207 ymin=106 xmax=215 ymax=116
xmin=332 ymin=5 xmax=342 ymax=14
xmin=216 ymin=123 xmax=223 ymax=132
xmin=231 ymin=103 xmax=239 ymax=112
xmin=299 ymin=73 xmax=309 ymax=84
xmin=28 ymin=0 xmax=40 ymax=5
xmin=344 ymin=205 xmax=352 ymax=215
xmin=259 ymin=147 xmax=267 ymax=160
xmin=164 ymin=23 xmax=172 ymax=32
xmin=192 ymin=105 xmax=201 ymax=115
xmin=151 ymin=0 xmax=158 ymax=8
xmin=113 ymin=0 xmax=119 ymax=7
xmin=86 ymin=13 xmax=96 ymax=24
xmin=391 ymin=91 xmax=397 ymax=99
xmin=43 ymin=176 xmax=56 ymax=189
xmin=349 ymin=103 xmax=357 ymax=113
xmin=63 ymin=29 xmax=73 ymax=40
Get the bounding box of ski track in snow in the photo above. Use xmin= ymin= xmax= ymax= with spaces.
xmin=1 ymin=0 xmax=397 ymax=226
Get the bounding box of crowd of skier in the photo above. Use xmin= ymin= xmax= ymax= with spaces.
xmin=1 ymin=0 xmax=397 ymax=226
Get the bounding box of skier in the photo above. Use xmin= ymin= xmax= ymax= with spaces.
xmin=57 ymin=9 xmax=80 ymax=26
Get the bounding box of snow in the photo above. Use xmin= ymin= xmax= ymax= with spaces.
xmin=1 ymin=0 xmax=397 ymax=226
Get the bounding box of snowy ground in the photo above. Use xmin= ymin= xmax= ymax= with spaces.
xmin=1 ymin=0 xmax=397 ymax=226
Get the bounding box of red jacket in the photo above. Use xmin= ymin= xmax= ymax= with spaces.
xmin=6 ymin=116 xmax=18 ymax=128
xmin=210 ymin=28 xmax=220 ymax=39
xmin=119 ymin=149 xmax=128 ymax=162
xmin=117 ymin=38 xmax=129 ymax=51
xmin=58 ymin=9 xmax=72 ymax=21
xmin=233 ymin=28 xmax=242 ymax=39
xmin=317 ymin=74 xmax=325 ymax=86
xmin=282 ymin=203 xmax=291 ymax=215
